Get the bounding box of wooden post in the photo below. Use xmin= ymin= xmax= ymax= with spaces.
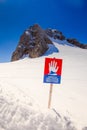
xmin=48 ymin=84 xmax=53 ymax=109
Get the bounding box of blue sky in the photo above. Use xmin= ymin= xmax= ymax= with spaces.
xmin=0 ymin=0 xmax=87 ymax=62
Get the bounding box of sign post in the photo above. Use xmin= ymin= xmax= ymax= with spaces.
xmin=48 ymin=84 xmax=53 ymax=109
xmin=43 ymin=57 xmax=63 ymax=109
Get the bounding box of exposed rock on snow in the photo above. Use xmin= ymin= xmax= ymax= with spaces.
xmin=67 ymin=38 xmax=87 ymax=49
xmin=45 ymin=29 xmax=87 ymax=49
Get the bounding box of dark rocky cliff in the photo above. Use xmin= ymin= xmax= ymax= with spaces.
xmin=11 ymin=24 xmax=52 ymax=61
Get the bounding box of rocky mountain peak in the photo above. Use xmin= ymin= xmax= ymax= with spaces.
xmin=11 ymin=24 xmax=87 ymax=61
xmin=11 ymin=24 xmax=53 ymax=61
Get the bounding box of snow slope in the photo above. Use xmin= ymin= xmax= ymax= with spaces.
xmin=0 ymin=40 xmax=87 ymax=130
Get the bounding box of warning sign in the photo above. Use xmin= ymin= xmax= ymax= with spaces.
xmin=43 ymin=58 xmax=62 ymax=84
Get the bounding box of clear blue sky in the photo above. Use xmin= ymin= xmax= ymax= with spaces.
xmin=0 ymin=0 xmax=87 ymax=62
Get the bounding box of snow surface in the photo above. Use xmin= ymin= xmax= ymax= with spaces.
xmin=0 ymin=40 xmax=87 ymax=130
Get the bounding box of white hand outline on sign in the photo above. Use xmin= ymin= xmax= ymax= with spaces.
xmin=49 ymin=60 xmax=58 ymax=75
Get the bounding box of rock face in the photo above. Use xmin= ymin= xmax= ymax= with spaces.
xmin=11 ymin=24 xmax=53 ymax=61
xmin=45 ymin=28 xmax=65 ymax=40
xmin=45 ymin=29 xmax=87 ymax=49
xmin=67 ymin=38 xmax=87 ymax=49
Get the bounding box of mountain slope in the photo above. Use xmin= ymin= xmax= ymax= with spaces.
xmin=0 ymin=40 xmax=87 ymax=130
